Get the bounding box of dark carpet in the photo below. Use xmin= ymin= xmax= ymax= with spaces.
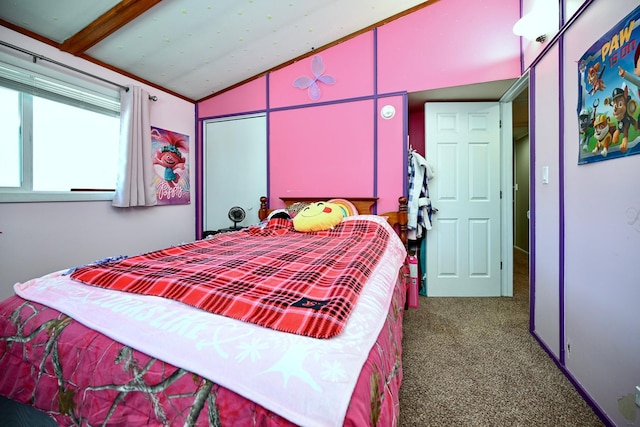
xmin=399 ymin=249 xmax=604 ymax=426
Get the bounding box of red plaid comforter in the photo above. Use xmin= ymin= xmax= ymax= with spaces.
xmin=70 ymin=218 xmax=390 ymax=338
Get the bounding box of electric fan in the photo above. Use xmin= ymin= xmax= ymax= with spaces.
xmin=228 ymin=206 xmax=246 ymax=229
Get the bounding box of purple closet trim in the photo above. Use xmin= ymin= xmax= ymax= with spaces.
xmin=195 ymin=102 xmax=202 ymax=240
xmin=403 ymin=93 xmax=408 ymax=199
xmin=266 ymin=73 xmax=271 ymax=205
xmin=199 ymin=109 xmax=266 ymax=121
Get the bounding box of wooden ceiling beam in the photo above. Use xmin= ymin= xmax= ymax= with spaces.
xmin=60 ymin=0 xmax=162 ymax=55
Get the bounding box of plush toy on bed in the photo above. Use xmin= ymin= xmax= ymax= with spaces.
xmin=293 ymin=201 xmax=344 ymax=232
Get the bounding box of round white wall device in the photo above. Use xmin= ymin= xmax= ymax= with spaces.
xmin=380 ymin=105 xmax=395 ymax=119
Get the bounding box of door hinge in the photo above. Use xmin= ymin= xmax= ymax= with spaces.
xmin=500 ymin=261 xmax=503 ymax=270
xmin=500 ymin=190 xmax=502 ymax=199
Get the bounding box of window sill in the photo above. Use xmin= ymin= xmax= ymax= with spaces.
xmin=0 ymin=191 xmax=115 ymax=203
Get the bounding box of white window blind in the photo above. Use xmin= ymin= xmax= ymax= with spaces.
xmin=0 ymin=62 xmax=120 ymax=116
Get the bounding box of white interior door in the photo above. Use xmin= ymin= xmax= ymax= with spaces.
xmin=204 ymin=114 xmax=267 ymax=231
xmin=425 ymin=102 xmax=502 ymax=296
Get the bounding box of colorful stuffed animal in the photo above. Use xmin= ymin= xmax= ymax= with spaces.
xmin=293 ymin=201 xmax=344 ymax=232
xmin=328 ymin=198 xmax=359 ymax=217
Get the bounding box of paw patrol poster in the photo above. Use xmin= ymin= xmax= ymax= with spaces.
xmin=151 ymin=126 xmax=190 ymax=205
xmin=577 ymin=5 xmax=640 ymax=165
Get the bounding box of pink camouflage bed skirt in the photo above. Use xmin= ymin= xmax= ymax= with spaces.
xmin=0 ymin=269 xmax=406 ymax=426
xmin=0 ymin=215 xmax=409 ymax=426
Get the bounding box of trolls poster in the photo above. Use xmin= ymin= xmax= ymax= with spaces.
xmin=577 ymin=5 xmax=640 ymax=165
xmin=151 ymin=126 xmax=190 ymax=205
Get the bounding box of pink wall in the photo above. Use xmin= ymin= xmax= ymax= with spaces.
xmin=377 ymin=0 xmax=521 ymax=93
xmin=269 ymin=33 xmax=375 ymax=108
xmin=197 ymin=1 xmax=521 ymax=215
xmin=376 ymin=95 xmax=406 ymax=213
xmin=269 ymin=101 xmax=375 ymax=206
xmin=198 ymin=77 xmax=267 ymax=118
xmin=408 ymin=112 xmax=425 ymax=157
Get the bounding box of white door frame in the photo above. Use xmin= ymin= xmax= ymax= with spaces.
xmin=425 ymin=102 xmax=503 ymax=296
xmin=499 ymin=72 xmax=530 ymax=297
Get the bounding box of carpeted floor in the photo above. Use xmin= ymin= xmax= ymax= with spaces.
xmin=399 ymin=249 xmax=604 ymax=426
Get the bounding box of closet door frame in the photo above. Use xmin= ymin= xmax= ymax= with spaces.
xmin=203 ymin=113 xmax=267 ymax=232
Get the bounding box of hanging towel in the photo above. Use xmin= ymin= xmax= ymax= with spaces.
xmin=407 ymin=151 xmax=434 ymax=240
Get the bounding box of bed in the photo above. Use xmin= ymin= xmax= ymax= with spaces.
xmin=0 ymin=196 xmax=408 ymax=427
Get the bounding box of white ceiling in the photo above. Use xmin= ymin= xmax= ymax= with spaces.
xmin=0 ymin=0 xmax=432 ymax=102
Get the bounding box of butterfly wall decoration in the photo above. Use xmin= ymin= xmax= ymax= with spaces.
xmin=293 ymin=56 xmax=336 ymax=100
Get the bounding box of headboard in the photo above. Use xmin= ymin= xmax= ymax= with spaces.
xmin=279 ymin=197 xmax=378 ymax=215
xmin=258 ymin=196 xmax=408 ymax=247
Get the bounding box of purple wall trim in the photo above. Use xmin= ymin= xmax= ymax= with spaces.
xmin=373 ymin=29 xmax=378 ymax=203
xmin=196 ymin=81 xmax=406 ymax=225
xmin=529 ymin=67 xmax=536 ymax=334
xmin=528 ymin=0 xmax=597 ymax=341
xmin=373 ymin=28 xmax=378 ymax=96
xmin=528 ymin=2 xmax=614 ymax=424
xmin=558 ymin=34 xmax=566 ymax=367
xmin=196 ymin=93 xmax=407 ymax=121
xmin=373 ymin=97 xmax=379 ymax=202
xmin=530 ymin=330 xmax=613 ymax=426
xmin=518 ymin=0 xmax=524 ymax=74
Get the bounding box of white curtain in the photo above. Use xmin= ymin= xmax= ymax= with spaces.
xmin=112 ymin=85 xmax=157 ymax=207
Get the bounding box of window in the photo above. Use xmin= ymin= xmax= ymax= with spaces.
xmin=0 ymin=60 xmax=120 ymax=202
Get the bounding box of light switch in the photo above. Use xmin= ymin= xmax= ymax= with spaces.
xmin=542 ymin=166 xmax=549 ymax=184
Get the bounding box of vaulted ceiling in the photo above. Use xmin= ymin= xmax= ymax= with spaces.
xmin=0 ymin=0 xmax=434 ymax=102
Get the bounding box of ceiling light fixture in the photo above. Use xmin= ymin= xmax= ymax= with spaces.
xmin=513 ymin=12 xmax=550 ymax=43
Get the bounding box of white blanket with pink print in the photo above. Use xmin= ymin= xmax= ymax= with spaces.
xmin=14 ymin=215 xmax=406 ymax=427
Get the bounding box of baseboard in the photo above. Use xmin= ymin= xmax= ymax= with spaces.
xmin=529 ymin=330 xmax=614 ymax=427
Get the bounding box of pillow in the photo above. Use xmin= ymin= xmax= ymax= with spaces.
xmin=328 ymin=198 xmax=359 ymax=217
xmin=293 ymin=201 xmax=344 ymax=232
xmin=286 ymin=201 xmax=309 ymax=218
xmin=267 ymin=209 xmax=291 ymax=221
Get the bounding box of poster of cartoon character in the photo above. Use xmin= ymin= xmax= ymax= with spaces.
xmin=577 ymin=5 xmax=640 ymax=164
xmin=151 ymin=126 xmax=190 ymax=205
